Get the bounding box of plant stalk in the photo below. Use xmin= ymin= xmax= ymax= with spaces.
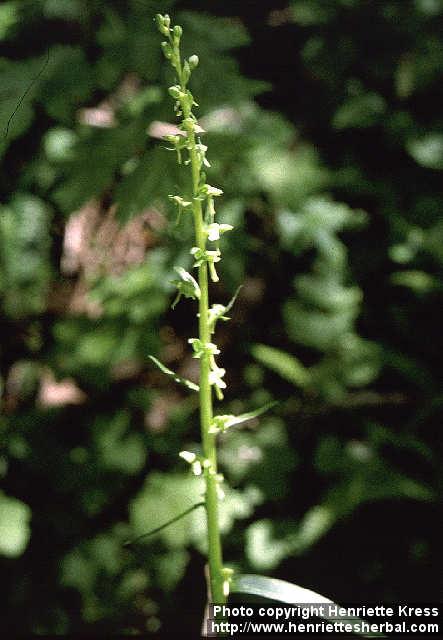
xmin=159 ymin=15 xmax=227 ymax=605
xmin=189 ymin=135 xmax=225 ymax=604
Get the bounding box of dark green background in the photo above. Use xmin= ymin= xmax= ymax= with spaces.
xmin=0 ymin=0 xmax=442 ymax=635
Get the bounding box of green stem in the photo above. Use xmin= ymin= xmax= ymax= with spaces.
xmin=165 ymin=20 xmax=226 ymax=605
xmin=188 ymin=135 xmax=225 ymax=604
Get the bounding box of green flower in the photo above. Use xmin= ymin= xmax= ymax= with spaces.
xmin=171 ymin=267 xmax=201 ymax=309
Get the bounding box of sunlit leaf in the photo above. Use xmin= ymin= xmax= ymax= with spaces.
xmin=0 ymin=194 xmax=51 ymax=317
xmin=232 ymin=574 xmax=384 ymax=636
xmin=232 ymin=573 xmax=334 ymax=604
xmin=251 ymin=344 xmax=310 ymax=388
xmin=0 ymin=492 xmax=31 ymax=557
xmin=246 ymin=506 xmax=334 ymax=570
xmin=332 ymin=91 xmax=386 ymax=130
xmin=407 ymin=133 xmax=443 ymax=170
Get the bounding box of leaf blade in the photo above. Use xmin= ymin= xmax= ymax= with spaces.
xmin=251 ymin=344 xmax=310 ymax=388
xmin=213 ymin=401 xmax=278 ymax=432
xmin=148 ymin=355 xmax=199 ymax=392
xmin=232 ymin=573 xmax=333 ymax=605
xmin=231 ymin=574 xmax=385 ymax=637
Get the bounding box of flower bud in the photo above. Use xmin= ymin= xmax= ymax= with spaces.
xmin=164 ymin=135 xmax=181 ymax=145
xmin=188 ymin=55 xmax=199 ymax=69
xmin=173 ymin=25 xmax=182 ymax=42
xmin=182 ymin=117 xmax=196 ymax=132
xmin=155 ymin=14 xmax=170 ymax=36
xmin=201 ymin=184 xmax=223 ymax=197
xmin=168 ymin=85 xmax=182 ymax=100
xmin=192 ymin=460 xmax=202 ymax=476
xmin=179 ymin=450 xmax=196 ymax=464
xmin=161 ymin=41 xmax=173 ymax=59
xmin=182 ymin=61 xmax=191 ymax=85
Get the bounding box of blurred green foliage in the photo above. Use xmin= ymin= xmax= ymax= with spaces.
xmin=0 ymin=0 xmax=441 ymax=635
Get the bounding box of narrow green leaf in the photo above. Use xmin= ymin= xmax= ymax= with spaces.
xmin=251 ymin=344 xmax=310 ymax=388
xmin=124 ymin=501 xmax=204 ymax=547
xmin=212 ymin=401 xmax=277 ymax=432
xmin=232 ymin=573 xmax=333 ymax=604
xmin=228 ymin=401 xmax=278 ymax=426
xmin=225 ymin=285 xmax=242 ymax=314
xmin=231 ymin=574 xmax=385 ymax=637
xmin=148 ymin=355 xmax=199 ymax=392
